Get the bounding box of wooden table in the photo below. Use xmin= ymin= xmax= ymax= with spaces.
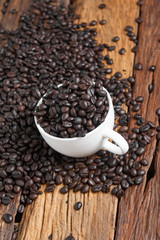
xmin=0 ymin=0 xmax=160 ymax=239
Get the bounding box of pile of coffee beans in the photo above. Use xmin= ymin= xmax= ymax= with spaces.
xmin=35 ymin=80 xmax=109 ymax=138
xmin=0 ymin=0 xmax=157 ymax=226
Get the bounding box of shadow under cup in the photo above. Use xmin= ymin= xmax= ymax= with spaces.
xmin=34 ymin=88 xmax=129 ymax=158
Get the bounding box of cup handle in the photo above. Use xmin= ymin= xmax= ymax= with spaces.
xmin=102 ymin=129 xmax=129 ymax=155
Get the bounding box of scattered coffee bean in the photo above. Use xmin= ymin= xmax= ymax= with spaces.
xmin=74 ymin=201 xmax=82 ymax=210
xmin=156 ymin=108 xmax=160 ymax=116
xmin=99 ymin=19 xmax=106 ymax=25
xmin=119 ymin=48 xmax=126 ymax=55
xmin=134 ymin=176 xmax=143 ymax=185
xmin=98 ymin=3 xmax=106 ymax=9
xmin=112 ymin=36 xmax=120 ymax=42
xmin=2 ymin=214 xmax=13 ymax=223
xmin=135 ymin=63 xmax=143 ymax=70
xmin=65 ymin=234 xmax=75 ymax=240
xmin=125 ymin=25 xmax=134 ymax=31
xmin=149 ymin=65 xmax=156 ymax=71
xmin=89 ymin=20 xmax=97 ymax=26
xmin=135 ymin=17 xmax=143 ymax=23
xmin=148 ymin=83 xmax=153 ymax=93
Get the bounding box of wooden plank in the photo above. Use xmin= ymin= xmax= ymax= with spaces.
xmin=17 ymin=1 xmax=139 ymax=240
xmin=0 ymin=193 xmax=20 ymax=240
xmin=115 ymin=0 xmax=160 ymax=239
xmin=1 ymin=0 xmax=32 ymax=30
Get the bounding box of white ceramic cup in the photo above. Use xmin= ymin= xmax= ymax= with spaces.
xmin=34 ymin=88 xmax=129 ymax=158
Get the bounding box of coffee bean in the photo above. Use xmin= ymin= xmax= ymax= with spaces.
xmin=89 ymin=20 xmax=97 ymax=26
xmin=135 ymin=17 xmax=143 ymax=23
xmin=156 ymin=133 xmax=160 ymax=140
xmin=156 ymin=108 xmax=160 ymax=116
xmin=45 ymin=185 xmax=55 ymax=192
xmin=99 ymin=20 xmax=106 ymax=25
xmin=107 ymin=59 xmax=113 ymax=65
xmin=112 ymin=36 xmax=120 ymax=42
xmin=149 ymin=65 xmax=156 ymax=71
xmin=140 ymin=159 xmax=148 ymax=166
xmin=73 ymin=183 xmax=84 ymax=192
xmin=134 ymin=176 xmax=143 ymax=185
xmin=121 ymin=180 xmax=129 ymax=189
xmin=56 ymin=174 xmax=63 ymax=185
xmin=137 ymin=169 xmax=145 ymax=176
xmin=91 ymin=184 xmax=103 ymax=192
xmin=148 ymin=84 xmax=153 ymax=93
xmin=108 ymin=46 xmax=116 ymax=51
xmin=116 ymin=189 xmax=124 ymax=198
xmin=60 ymin=186 xmax=69 ymax=194
xmin=132 ymin=104 xmax=141 ymax=112
xmin=81 ymin=184 xmax=89 ymax=193
xmin=135 ymin=63 xmax=143 ymax=70
xmin=130 ymin=168 xmax=137 ymax=177
xmin=131 ymin=45 xmax=138 ymax=53
xmin=1 ymin=196 xmax=11 ymax=205
xmin=136 ymin=147 xmax=145 ymax=156
xmin=18 ymin=204 xmax=25 ymax=213
xmin=119 ymin=48 xmax=126 ymax=55
xmin=98 ymin=4 xmax=106 ymax=9
xmin=65 ymin=234 xmax=75 ymax=240
xmin=74 ymin=201 xmax=82 ymax=210
xmin=125 ymin=26 xmax=133 ymax=31
xmin=2 ymin=214 xmax=13 ymax=223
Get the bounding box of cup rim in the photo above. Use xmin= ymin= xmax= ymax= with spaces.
xmin=34 ymin=87 xmax=113 ymax=142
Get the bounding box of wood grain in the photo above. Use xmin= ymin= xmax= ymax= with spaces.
xmin=115 ymin=1 xmax=160 ymax=239
xmin=0 ymin=193 xmax=20 ymax=240
xmin=16 ymin=1 xmax=139 ymax=240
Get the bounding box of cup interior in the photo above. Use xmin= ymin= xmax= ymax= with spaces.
xmin=34 ymin=86 xmax=113 ymax=141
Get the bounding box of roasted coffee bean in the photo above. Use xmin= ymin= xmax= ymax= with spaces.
xmin=121 ymin=180 xmax=129 ymax=189
xmin=73 ymin=183 xmax=84 ymax=192
xmin=56 ymin=174 xmax=63 ymax=185
xmin=99 ymin=19 xmax=106 ymax=25
xmin=132 ymin=104 xmax=141 ymax=112
xmin=116 ymin=189 xmax=124 ymax=198
xmin=1 ymin=196 xmax=11 ymax=205
xmin=74 ymin=201 xmax=82 ymax=210
xmin=136 ymin=147 xmax=145 ymax=156
xmin=131 ymin=45 xmax=138 ymax=53
xmin=156 ymin=133 xmax=160 ymax=140
xmin=45 ymin=185 xmax=55 ymax=192
xmin=135 ymin=17 xmax=143 ymax=23
xmin=112 ymin=36 xmax=120 ymax=42
xmin=135 ymin=63 xmax=143 ymax=70
xmin=148 ymin=84 xmax=153 ymax=93
xmin=156 ymin=108 xmax=160 ymax=116
xmin=125 ymin=25 xmax=134 ymax=31
xmin=140 ymin=159 xmax=148 ymax=166
xmin=2 ymin=213 xmax=13 ymax=223
xmin=134 ymin=176 xmax=143 ymax=185
xmin=130 ymin=166 xmax=137 ymax=176
xmin=119 ymin=48 xmax=126 ymax=55
xmin=18 ymin=204 xmax=25 ymax=213
xmin=91 ymin=184 xmax=103 ymax=192
xmin=89 ymin=20 xmax=97 ymax=26
xmin=107 ymin=59 xmax=113 ymax=65
xmin=65 ymin=234 xmax=75 ymax=240
xmin=60 ymin=186 xmax=69 ymax=194
xmin=102 ymin=184 xmax=110 ymax=193
xmin=149 ymin=65 xmax=156 ymax=71
xmin=98 ymin=3 xmax=106 ymax=9
xmin=81 ymin=184 xmax=89 ymax=193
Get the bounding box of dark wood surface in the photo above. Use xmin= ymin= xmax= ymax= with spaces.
xmin=0 ymin=0 xmax=159 ymax=239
